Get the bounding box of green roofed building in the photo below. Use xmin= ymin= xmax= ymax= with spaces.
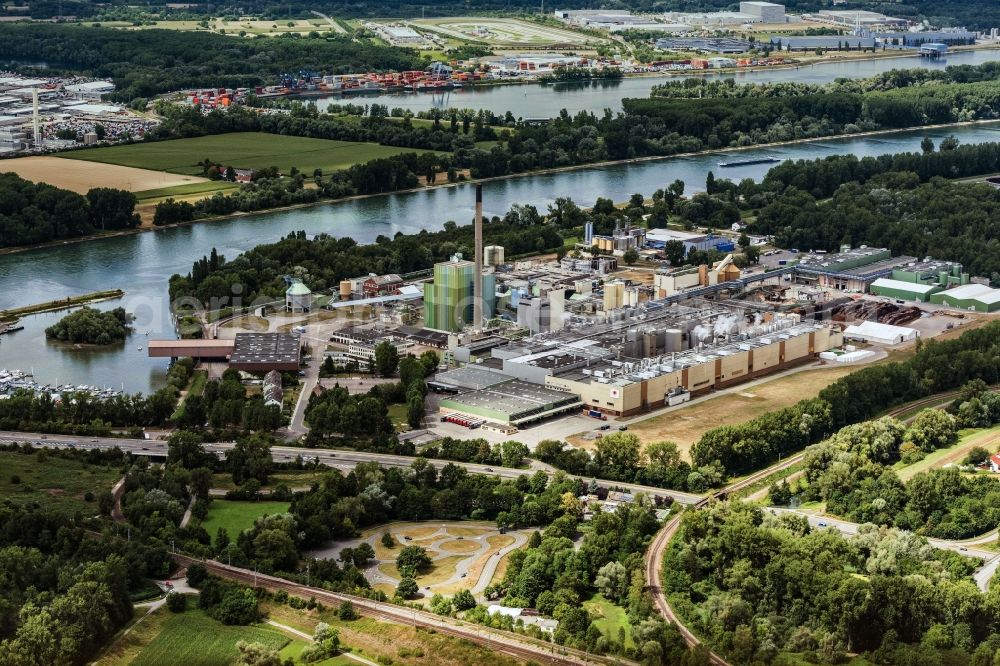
xmin=423 ymin=256 xmax=496 ymax=332
xmin=930 ymin=284 xmax=1000 ymax=312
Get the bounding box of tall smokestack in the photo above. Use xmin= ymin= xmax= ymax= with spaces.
xmin=473 ymin=184 xmax=483 ymax=331
xmin=32 ymin=88 xmax=40 ymax=147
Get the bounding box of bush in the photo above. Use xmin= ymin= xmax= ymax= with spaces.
xmin=166 ymin=592 xmax=187 ymax=613
xmin=9 ymin=475 xmax=19 ymax=484
xmin=338 ymin=600 xmax=358 ymax=621
xmin=186 ymin=563 xmax=208 ymax=588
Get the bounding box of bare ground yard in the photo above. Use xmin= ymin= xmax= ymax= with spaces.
xmin=624 ymin=363 xmax=858 ymax=459
xmin=1 ymin=156 xmax=207 ymax=194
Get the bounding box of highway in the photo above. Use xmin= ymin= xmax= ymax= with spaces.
xmin=0 ymin=431 xmax=706 ymax=505
xmin=171 ymin=553 xmax=630 ymax=666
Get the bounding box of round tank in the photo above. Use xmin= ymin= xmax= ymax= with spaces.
xmin=665 ymin=329 xmax=683 ymax=353
xmin=339 ymin=280 xmax=352 ymax=298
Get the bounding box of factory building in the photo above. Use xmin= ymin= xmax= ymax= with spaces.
xmin=930 ymin=284 xmax=1000 ymax=312
xmin=655 ymin=37 xmax=754 ymax=54
xmin=739 ymin=1 xmax=785 ymax=23
xmin=665 ymin=11 xmax=761 ymax=27
xmin=771 ymin=36 xmax=876 ymax=51
xmin=228 ymin=333 xmax=301 ymax=372
xmin=554 ymin=9 xmax=690 ymax=32
xmin=809 ymin=10 xmax=909 ymax=30
xmin=423 ymin=255 xmax=496 ymax=332
xmin=544 ymin=321 xmax=841 ymax=416
xmin=869 ymin=260 xmax=969 ymax=301
xmin=439 ymin=379 xmax=583 ymax=427
xmin=875 ymin=30 xmax=975 ymax=47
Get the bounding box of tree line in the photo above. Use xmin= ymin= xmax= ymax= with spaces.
xmin=0 ymin=173 xmax=138 ymax=248
xmin=0 ymin=23 xmax=424 ymax=102
xmin=665 ymin=500 xmax=999 ymax=664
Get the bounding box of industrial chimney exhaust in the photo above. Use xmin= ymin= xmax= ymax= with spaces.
xmin=473 ymin=184 xmax=483 ymax=332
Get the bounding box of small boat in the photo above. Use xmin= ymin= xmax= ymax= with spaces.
xmin=718 ymin=157 xmax=781 ymax=168
xmin=137 ymin=346 xmax=143 ymax=351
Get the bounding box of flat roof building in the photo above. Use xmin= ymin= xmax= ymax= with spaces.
xmin=739 ymin=2 xmax=785 ymax=23
xmin=229 ymin=333 xmax=301 ymax=372
xmin=439 ymin=379 xmax=583 ymax=426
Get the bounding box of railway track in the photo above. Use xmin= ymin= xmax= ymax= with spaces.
xmin=172 ymin=554 xmax=629 ymax=666
xmin=643 ymin=451 xmax=810 ymax=666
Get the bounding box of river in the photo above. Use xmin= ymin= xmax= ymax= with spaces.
xmin=3 ymin=122 xmax=1000 ymax=394
xmin=310 ymin=49 xmax=1000 ymax=117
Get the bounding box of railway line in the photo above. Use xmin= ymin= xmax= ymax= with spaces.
xmin=171 ymin=554 xmax=629 ymax=666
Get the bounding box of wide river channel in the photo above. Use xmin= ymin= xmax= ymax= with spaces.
xmin=1 ymin=50 xmax=1000 ymax=394
xmin=312 ymin=48 xmax=1000 ymax=116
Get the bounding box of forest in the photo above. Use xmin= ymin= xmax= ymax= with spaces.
xmin=665 ymin=501 xmax=1000 ymax=665
xmin=0 ymin=24 xmax=424 ymax=101
xmin=0 ymin=447 xmax=170 ymax=666
xmin=168 ymin=221 xmax=563 ymax=308
xmin=0 ymin=174 xmax=139 ymax=248
xmin=44 ymin=306 xmax=131 ymax=345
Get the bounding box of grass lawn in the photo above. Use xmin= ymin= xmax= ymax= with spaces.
xmin=0 ymin=450 xmax=120 ymax=514
xmin=584 ymin=594 xmax=634 ymax=648
xmin=199 ymin=499 xmax=291 ymax=540
xmin=894 ymin=425 xmax=1000 ymax=482
xmin=624 ymin=364 xmax=858 ymax=459
xmin=129 ymin=608 xmax=288 ymax=666
xmin=387 ymin=402 xmax=410 ymax=431
xmin=61 ymin=133 xmax=443 ymax=177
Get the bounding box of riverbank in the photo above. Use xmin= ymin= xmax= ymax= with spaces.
xmin=3 ymin=116 xmax=998 ymax=258
xmin=0 ymin=289 xmax=125 ymax=323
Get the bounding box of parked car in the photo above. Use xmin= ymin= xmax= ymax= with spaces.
xmin=618 ymin=425 xmax=628 ymax=431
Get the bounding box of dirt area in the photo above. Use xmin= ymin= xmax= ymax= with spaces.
xmin=615 ymin=268 xmax=656 ymax=286
xmin=623 ymin=363 xmax=858 ymax=458
xmin=2 ymin=156 xmax=207 ymax=194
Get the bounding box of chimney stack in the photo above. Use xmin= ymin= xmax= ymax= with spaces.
xmin=32 ymin=88 xmax=40 ymax=147
xmin=473 ymin=184 xmax=483 ymax=332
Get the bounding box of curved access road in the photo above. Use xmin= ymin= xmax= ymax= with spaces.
xmin=0 ymin=431 xmax=705 ymax=506
xmin=172 ymin=553 xmax=632 ymax=666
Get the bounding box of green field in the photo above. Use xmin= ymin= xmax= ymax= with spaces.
xmin=130 ymin=609 xmax=289 ymax=666
xmin=135 ymin=180 xmax=239 ymax=201
xmin=583 ymin=594 xmax=634 ymax=648
xmin=200 ymin=499 xmax=291 ymax=539
xmin=0 ymin=450 xmax=120 ymax=514
xmin=894 ymin=424 xmax=1000 ymax=482
xmin=61 ymin=133 xmax=440 ymax=177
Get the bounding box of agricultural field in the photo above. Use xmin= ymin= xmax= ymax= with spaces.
xmin=98 ymin=607 xmax=289 ymax=666
xmin=60 ymin=132 xmax=441 ymax=178
xmin=199 ymin=499 xmax=291 ymax=540
xmin=309 ymin=521 xmax=528 ymax=598
xmin=412 ymin=17 xmax=600 ymax=47
xmin=0 ymin=450 xmax=120 ymax=515
xmin=0 ymin=155 xmax=207 ymax=194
